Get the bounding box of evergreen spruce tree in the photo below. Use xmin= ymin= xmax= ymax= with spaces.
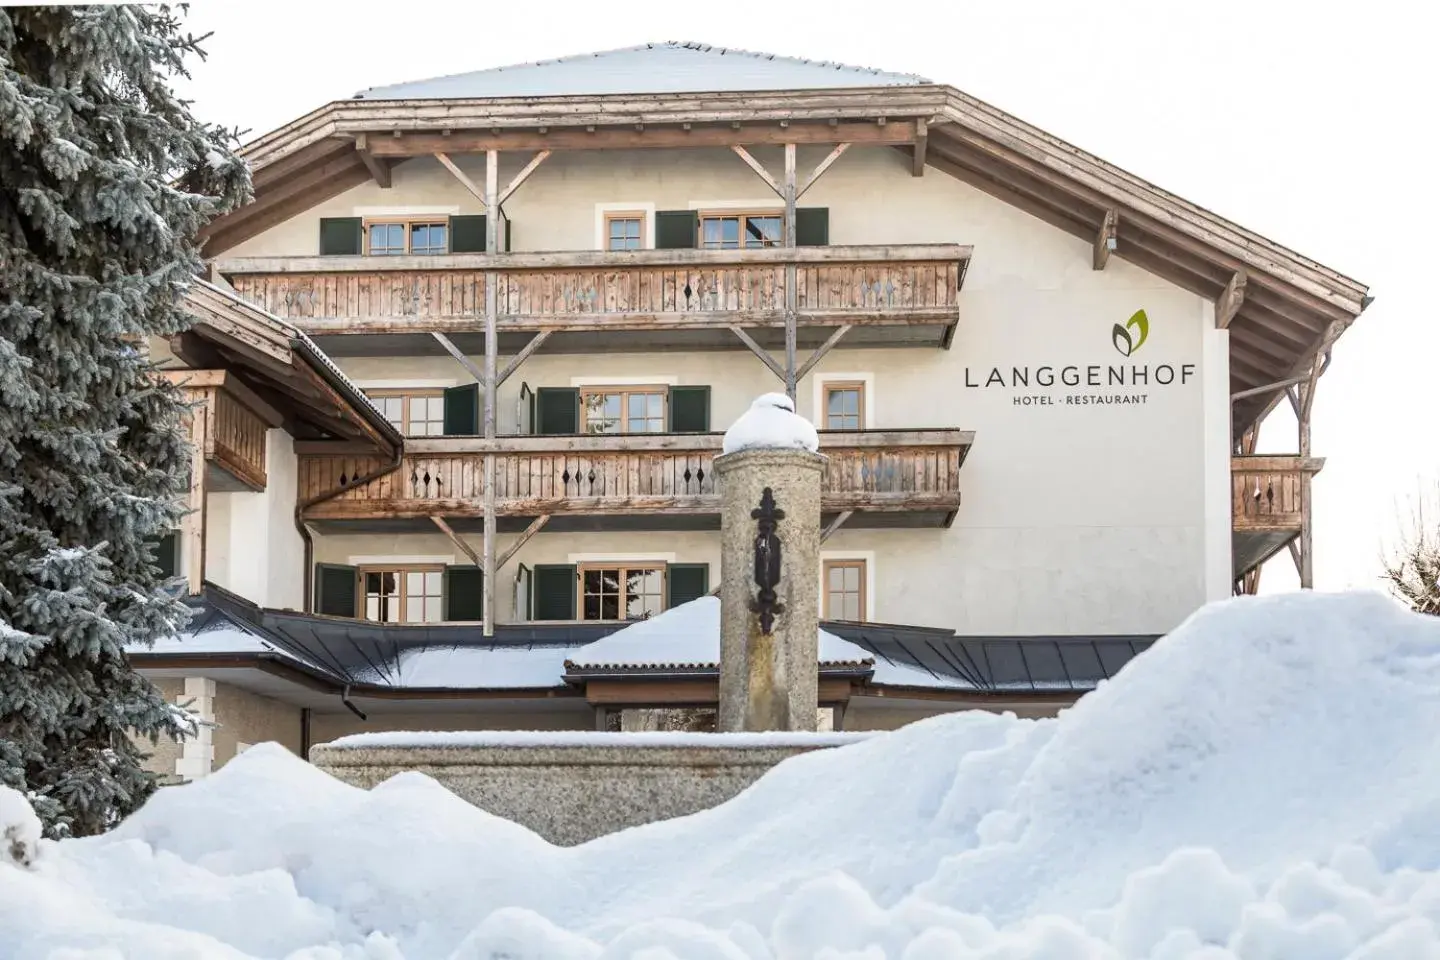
xmin=0 ymin=5 xmax=250 ymax=836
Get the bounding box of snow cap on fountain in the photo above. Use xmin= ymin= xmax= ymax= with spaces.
xmin=722 ymin=393 xmax=820 ymax=455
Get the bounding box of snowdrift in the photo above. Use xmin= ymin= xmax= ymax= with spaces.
xmin=6 ymin=591 xmax=1440 ymax=959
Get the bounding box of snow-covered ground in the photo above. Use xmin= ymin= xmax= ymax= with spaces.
xmin=6 ymin=590 xmax=1440 ymax=959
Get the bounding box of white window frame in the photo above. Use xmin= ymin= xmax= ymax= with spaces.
xmin=812 ymin=373 xmax=875 ymax=430
xmin=594 ymin=203 xmax=656 ymax=251
xmin=818 ymin=549 xmax=876 ymax=622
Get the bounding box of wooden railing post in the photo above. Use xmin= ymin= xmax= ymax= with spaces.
xmin=483 ymin=148 xmax=499 ymax=637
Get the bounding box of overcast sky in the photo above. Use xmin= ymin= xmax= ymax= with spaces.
xmin=174 ymin=0 xmax=1430 ymax=595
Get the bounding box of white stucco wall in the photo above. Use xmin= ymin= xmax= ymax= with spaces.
xmin=232 ymin=146 xmax=1214 ymax=636
xmin=205 ymin=430 xmax=305 ymax=610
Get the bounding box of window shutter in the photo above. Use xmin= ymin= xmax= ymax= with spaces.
xmin=667 ymin=386 xmax=711 ymax=432
xmin=450 ymin=215 xmax=487 ymax=253
xmin=505 ymin=217 xmax=513 ymax=252
xmin=443 ymin=383 xmax=480 ymax=435
xmin=666 ymin=563 xmax=709 ymax=608
xmin=443 ymin=565 xmax=484 ymax=621
xmin=319 ymin=218 xmax=363 ymax=256
xmin=153 ymin=531 xmax=179 ymax=580
xmin=654 ymin=210 xmax=698 ymax=249
xmin=314 ymin=563 xmax=358 ymax=617
xmin=535 ymin=387 xmax=579 ymax=435
xmin=795 ymin=208 xmax=829 ymax=247
xmin=532 ymin=564 xmax=577 ymax=621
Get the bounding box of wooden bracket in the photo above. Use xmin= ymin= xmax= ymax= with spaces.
xmin=729 ymin=326 xmax=787 ymax=381
xmin=731 ymin=145 xmax=783 ymax=196
xmin=911 ymin=119 xmax=928 ymax=177
xmin=496 ymin=331 xmax=551 ymax=388
xmin=1093 ymin=209 xmax=1117 ymax=270
xmin=433 ymin=151 xmax=485 ymax=204
xmin=1216 ymin=271 xmax=1247 ymax=329
xmin=820 ymin=510 xmax=854 ymax=544
xmin=497 ymin=515 xmax=550 ymax=571
xmin=431 ymin=516 xmax=481 ymax=567
xmin=794 ymin=325 xmax=852 ymax=382
xmin=354 ymin=134 xmax=392 ymax=188
xmin=797 ymin=143 xmax=851 ymax=199
xmin=432 ymin=331 xmax=486 ymax=385
xmin=498 ymin=150 xmax=551 ymax=205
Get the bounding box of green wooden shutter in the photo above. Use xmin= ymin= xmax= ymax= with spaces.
xmin=443 ymin=565 xmax=484 ymax=621
xmin=667 ymin=563 xmax=709 ymax=608
xmin=154 ymin=531 xmax=179 ymax=580
xmin=314 ymin=563 xmax=358 ymax=617
xmin=450 ymin=215 xmax=487 ymax=253
xmin=796 ymin=208 xmax=829 ymax=247
xmin=654 ymin=210 xmax=698 ymax=249
xmin=535 ymin=387 xmax=579 ymax=435
xmin=443 ymin=383 xmax=479 ymax=435
xmin=532 ymin=564 xmax=577 ymax=621
xmin=667 ymin=386 xmax=711 ymax=432
xmin=319 ymin=217 xmax=363 ymax=256
xmin=505 ymin=217 xmax=513 ymax=252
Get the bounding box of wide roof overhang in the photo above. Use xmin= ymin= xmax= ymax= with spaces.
xmin=202 ymin=83 xmax=1370 ymax=436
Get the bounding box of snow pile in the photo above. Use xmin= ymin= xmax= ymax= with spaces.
xmin=1 ymin=785 xmax=41 ymax=869
xmin=722 ymin=392 xmax=820 ymax=454
xmin=7 ymin=590 xmax=1440 ymax=959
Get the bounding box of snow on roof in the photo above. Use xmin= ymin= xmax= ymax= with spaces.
xmin=387 ymin=644 xmax=576 ymax=690
xmin=722 ymin=393 xmax=820 ymax=456
xmin=353 ymin=41 xmax=928 ymax=101
xmin=567 ymin=597 xmax=872 ymax=671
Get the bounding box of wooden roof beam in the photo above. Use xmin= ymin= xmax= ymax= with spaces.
xmin=1215 ymin=271 xmax=1247 ymax=329
xmin=1093 ymin=209 xmax=1117 ymax=271
xmin=353 ymin=134 xmax=392 ymax=188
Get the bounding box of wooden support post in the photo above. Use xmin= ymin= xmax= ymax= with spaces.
xmin=795 ymin=325 xmax=852 ymax=382
xmin=498 ymin=150 xmax=551 ymax=205
xmin=729 ymin=325 xmax=786 ymax=381
xmin=783 ymin=142 xmax=798 ymax=402
xmin=1093 ymin=209 xmax=1117 ymax=270
xmin=1216 ymin=271 xmax=1247 ymax=329
xmin=181 ymin=407 xmax=208 ymax=595
xmin=483 ymin=148 xmax=499 ymax=637
xmin=911 ymin=119 xmax=927 ymax=177
xmin=431 ymin=516 xmax=480 ymax=567
xmin=354 ymin=134 xmax=392 ymax=188
xmin=496 ymin=331 xmax=551 ymax=388
xmin=496 ymin=515 xmax=550 ymax=571
xmin=431 ymin=331 xmax=484 ymax=384
xmin=820 ymin=510 xmax=853 ymax=545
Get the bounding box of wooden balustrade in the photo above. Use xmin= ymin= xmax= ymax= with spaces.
xmin=218 ymin=245 xmax=968 ymax=335
xmin=160 ymin=370 xmax=280 ymax=492
xmin=298 ymin=430 xmax=971 ymax=523
xmin=1231 ymin=456 xmax=1324 ymax=532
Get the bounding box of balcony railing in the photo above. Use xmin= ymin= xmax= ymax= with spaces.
xmin=217 ymin=245 xmax=968 ymax=336
xmin=160 ymin=370 xmax=275 ymax=492
xmin=298 ymin=430 xmax=972 ymax=526
xmin=1231 ymin=455 xmax=1325 ymax=575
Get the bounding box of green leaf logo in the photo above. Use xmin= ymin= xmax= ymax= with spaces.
xmin=1112 ymin=309 xmax=1149 ymax=357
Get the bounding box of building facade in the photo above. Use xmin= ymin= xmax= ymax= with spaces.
xmin=132 ymin=42 xmax=1369 ymax=779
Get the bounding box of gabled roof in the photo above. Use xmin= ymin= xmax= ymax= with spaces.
xmin=353 ymin=41 xmax=927 ymax=101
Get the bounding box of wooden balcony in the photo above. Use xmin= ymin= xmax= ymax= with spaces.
xmin=1232 ymin=455 xmax=1324 ymax=576
xmin=161 ymin=370 xmax=281 ymax=492
xmin=298 ymin=430 xmax=973 ymax=532
xmin=217 ymin=245 xmax=970 ymax=355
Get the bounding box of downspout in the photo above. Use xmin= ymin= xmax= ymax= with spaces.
xmin=295 ymin=446 xmax=403 ymax=612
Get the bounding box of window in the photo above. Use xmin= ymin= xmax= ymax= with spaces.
xmin=823 ymin=559 xmax=867 ymax=622
xmin=823 ymin=382 xmax=866 ymax=430
xmin=700 ymin=211 xmax=782 ymax=249
xmin=605 ymin=212 xmax=645 ymax=251
xmin=360 ymin=566 xmax=444 ymax=623
xmin=364 ymin=218 xmax=449 ymax=256
xmin=369 ymin=390 xmax=445 ymax=436
xmin=581 ymin=387 xmax=666 ymax=434
xmin=581 ymin=564 xmax=666 ymax=621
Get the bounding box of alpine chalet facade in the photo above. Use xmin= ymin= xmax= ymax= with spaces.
xmin=134 ymin=42 xmax=1370 ymax=779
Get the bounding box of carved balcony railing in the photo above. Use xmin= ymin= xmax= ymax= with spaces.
xmin=1231 ymin=455 xmax=1325 ymax=575
xmin=217 ymin=245 xmax=968 ymax=338
xmin=298 ymin=430 xmax=972 ymax=528
xmin=160 ymin=370 xmax=278 ymax=492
